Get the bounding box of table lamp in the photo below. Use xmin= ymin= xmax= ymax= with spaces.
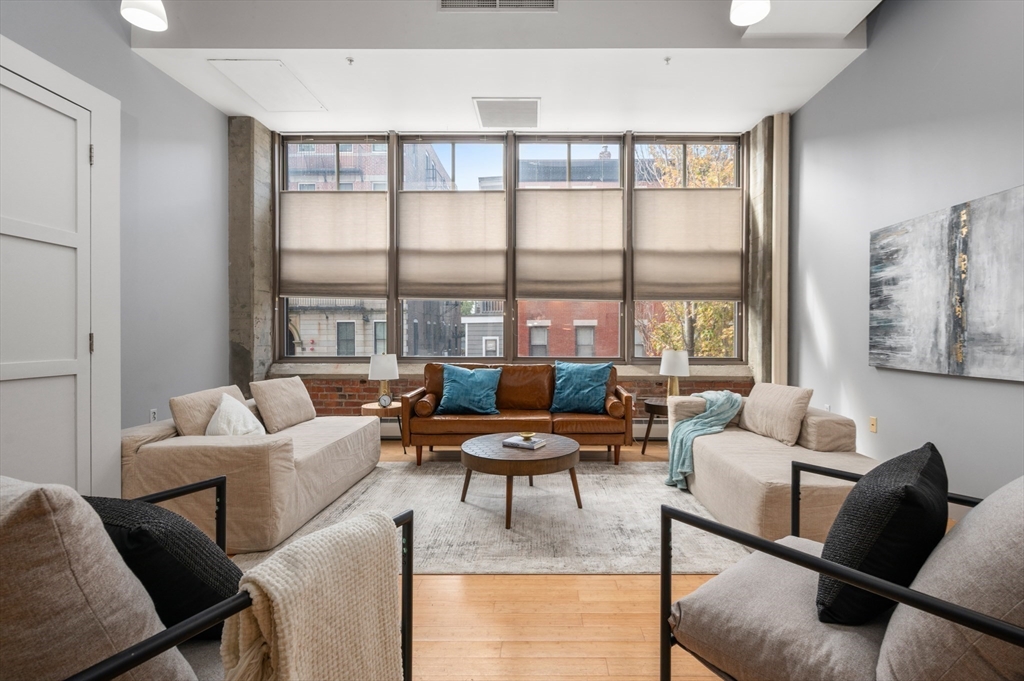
xmin=659 ymin=349 xmax=690 ymax=397
xmin=368 ymin=354 xmax=399 ymax=407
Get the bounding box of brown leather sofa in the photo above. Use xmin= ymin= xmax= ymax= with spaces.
xmin=401 ymin=363 xmax=634 ymax=465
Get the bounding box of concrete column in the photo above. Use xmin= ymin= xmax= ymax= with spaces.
xmin=228 ymin=117 xmax=274 ymax=395
xmin=746 ymin=116 xmax=774 ymax=384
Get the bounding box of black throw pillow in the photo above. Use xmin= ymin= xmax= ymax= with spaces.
xmin=84 ymin=496 xmax=242 ymax=639
xmin=816 ymin=442 xmax=948 ymax=625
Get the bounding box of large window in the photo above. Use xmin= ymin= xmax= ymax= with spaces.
xmin=634 ymin=301 xmax=738 ymax=359
xmin=402 ymin=300 xmax=505 ymax=357
xmin=278 ymin=134 xmax=744 ymax=364
xmin=284 ymin=298 xmax=387 ymax=357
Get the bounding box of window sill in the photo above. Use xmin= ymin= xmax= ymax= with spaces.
xmin=268 ymin=361 xmax=753 ymax=381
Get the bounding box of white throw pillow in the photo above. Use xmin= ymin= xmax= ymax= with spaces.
xmin=205 ymin=393 xmax=266 ymax=436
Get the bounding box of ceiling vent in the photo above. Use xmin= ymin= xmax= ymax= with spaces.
xmin=440 ymin=0 xmax=556 ymax=11
xmin=474 ymin=98 xmax=540 ymax=129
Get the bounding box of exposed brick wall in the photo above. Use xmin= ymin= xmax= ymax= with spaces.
xmin=302 ymin=375 xmax=754 ymax=417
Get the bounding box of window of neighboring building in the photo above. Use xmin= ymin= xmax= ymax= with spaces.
xmin=338 ymin=143 xmax=353 ymax=153
xmin=339 ymin=182 xmax=354 ymax=191
xmin=374 ymin=320 xmax=387 ymax=355
xmin=575 ymin=325 xmax=595 ymax=357
xmin=372 ymin=143 xmax=388 ymax=153
xmin=371 ymin=181 xmax=387 ymax=191
xmin=337 ymin=321 xmax=356 ymax=356
xmin=297 ymin=183 xmax=315 ymax=191
xmin=483 ymin=337 xmax=500 ymax=357
xmin=529 ymin=326 xmax=548 ymax=357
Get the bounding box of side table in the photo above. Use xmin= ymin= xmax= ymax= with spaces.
xmin=360 ymin=402 xmax=405 ymax=454
xmin=641 ymin=397 xmax=668 ymax=456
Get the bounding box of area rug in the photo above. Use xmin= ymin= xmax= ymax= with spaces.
xmin=233 ymin=461 xmax=748 ymax=574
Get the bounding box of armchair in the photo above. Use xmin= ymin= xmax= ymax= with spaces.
xmin=660 ymin=464 xmax=1024 ymax=681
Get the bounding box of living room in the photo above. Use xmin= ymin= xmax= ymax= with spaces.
xmin=1 ymin=1 xmax=1022 ymax=680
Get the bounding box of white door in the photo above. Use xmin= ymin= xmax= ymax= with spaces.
xmin=0 ymin=67 xmax=92 ymax=493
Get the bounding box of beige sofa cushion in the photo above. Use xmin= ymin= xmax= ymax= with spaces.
xmin=739 ymin=382 xmax=813 ymax=446
xmin=251 ymin=376 xmax=316 ymax=434
xmin=798 ymin=407 xmax=857 ymax=452
xmin=0 ymin=476 xmax=196 ymax=681
xmin=671 ymin=535 xmax=888 ymax=681
xmin=687 ymin=427 xmax=877 ymax=542
xmin=169 ymin=384 xmax=246 ymax=436
xmin=876 ymin=476 xmax=1024 ymax=681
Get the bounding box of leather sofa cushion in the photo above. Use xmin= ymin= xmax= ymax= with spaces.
xmin=410 ymin=410 xmax=553 ymax=435
xmin=552 ymin=413 xmax=626 ymax=434
xmin=425 ymin=363 xmax=555 ymax=411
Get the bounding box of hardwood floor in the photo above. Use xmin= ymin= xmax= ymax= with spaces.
xmin=380 ymin=439 xmax=717 ymax=680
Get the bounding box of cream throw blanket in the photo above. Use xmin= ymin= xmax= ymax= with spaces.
xmin=222 ymin=511 xmax=402 ymax=681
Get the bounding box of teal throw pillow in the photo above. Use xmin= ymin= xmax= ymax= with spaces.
xmin=550 ymin=361 xmax=613 ymax=414
xmin=435 ymin=365 xmax=502 ymax=415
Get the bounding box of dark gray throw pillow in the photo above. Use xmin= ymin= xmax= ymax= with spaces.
xmin=85 ymin=496 xmax=242 ymax=639
xmin=816 ymin=442 xmax=948 ymax=625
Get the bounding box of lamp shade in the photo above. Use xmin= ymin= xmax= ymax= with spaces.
xmin=120 ymin=0 xmax=168 ymax=31
xmin=659 ymin=350 xmax=691 ymax=377
xmin=368 ymin=354 xmax=399 ymax=381
xmin=730 ymin=0 xmax=770 ymax=27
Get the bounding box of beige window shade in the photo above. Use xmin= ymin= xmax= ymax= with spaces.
xmin=398 ymin=191 xmax=506 ymax=298
xmin=633 ymin=188 xmax=743 ymax=300
xmin=516 ymin=189 xmax=623 ymax=299
xmin=279 ymin=192 xmax=389 ymax=297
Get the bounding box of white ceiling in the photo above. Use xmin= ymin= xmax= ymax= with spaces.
xmin=134 ymin=0 xmax=882 ymax=134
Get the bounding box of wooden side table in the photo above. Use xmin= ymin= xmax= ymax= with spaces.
xmin=361 ymin=402 xmax=405 ymax=454
xmin=641 ymin=397 xmax=668 ymax=456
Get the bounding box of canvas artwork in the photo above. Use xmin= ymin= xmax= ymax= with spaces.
xmin=869 ymin=185 xmax=1024 ymax=382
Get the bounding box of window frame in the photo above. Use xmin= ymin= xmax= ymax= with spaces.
xmin=275 ymin=133 xmax=746 ymax=366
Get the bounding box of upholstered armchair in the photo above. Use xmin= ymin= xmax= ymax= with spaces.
xmin=659 ymin=463 xmax=1024 ymax=681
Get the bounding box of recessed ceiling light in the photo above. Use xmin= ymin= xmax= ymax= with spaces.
xmin=730 ymin=0 xmax=770 ymax=27
xmin=120 ymin=0 xmax=168 ymax=32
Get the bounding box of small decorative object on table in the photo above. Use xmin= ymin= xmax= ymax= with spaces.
xmin=503 ymin=433 xmax=547 ymax=450
xmin=659 ymin=349 xmax=690 ymax=397
xmin=368 ymin=353 xmax=399 ymax=407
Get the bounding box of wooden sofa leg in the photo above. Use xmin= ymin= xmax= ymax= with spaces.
xmin=416 ymin=446 xmax=422 ymax=466
xmin=614 ymin=445 xmax=621 ymax=465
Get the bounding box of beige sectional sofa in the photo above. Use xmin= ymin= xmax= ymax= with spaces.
xmin=121 ymin=382 xmax=380 ymax=553
xmin=668 ymin=393 xmax=877 ymax=542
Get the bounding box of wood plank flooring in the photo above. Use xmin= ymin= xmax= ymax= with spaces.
xmin=379 ymin=440 xmax=717 ymax=680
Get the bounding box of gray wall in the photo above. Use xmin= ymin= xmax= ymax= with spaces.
xmin=0 ymin=0 xmax=229 ymax=427
xmin=790 ymin=0 xmax=1024 ymax=497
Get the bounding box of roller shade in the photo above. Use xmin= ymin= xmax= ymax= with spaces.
xmin=279 ymin=192 xmax=389 ymax=297
xmin=516 ymin=189 xmax=623 ymax=299
xmin=633 ymin=188 xmax=743 ymax=300
xmin=398 ymin=191 xmax=506 ymax=298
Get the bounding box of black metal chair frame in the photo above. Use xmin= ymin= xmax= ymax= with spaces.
xmin=64 ymin=476 xmax=414 ymax=681
xmin=660 ymin=461 xmax=1024 ymax=681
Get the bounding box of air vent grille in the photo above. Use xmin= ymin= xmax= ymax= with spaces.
xmin=440 ymin=0 xmax=556 ymax=11
xmin=474 ymin=98 xmax=540 ymax=129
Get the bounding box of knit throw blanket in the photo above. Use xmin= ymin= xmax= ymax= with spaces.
xmin=666 ymin=390 xmax=743 ymax=491
xmin=222 ymin=511 xmax=402 ymax=681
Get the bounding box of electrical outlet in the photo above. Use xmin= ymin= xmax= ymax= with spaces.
xmin=150 ymin=408 xmax=158 ymax=423
xmin=824 ymin=404 xmax=831 ymax=412
xmin=869 ymin=416 xmax=877 ymax=433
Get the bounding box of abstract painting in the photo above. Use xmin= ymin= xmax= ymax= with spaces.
xmin=869 ymin=185 xmax=1024 ymax=382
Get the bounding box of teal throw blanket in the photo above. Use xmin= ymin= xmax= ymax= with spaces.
xmin=666 ymin=390 xmax=743 ymax=491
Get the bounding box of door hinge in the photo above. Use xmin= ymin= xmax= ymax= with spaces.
xmin=89 ymin=333 xmax=94 ymax=353
xmin=89 ymin=145 xmax=94 ymax=166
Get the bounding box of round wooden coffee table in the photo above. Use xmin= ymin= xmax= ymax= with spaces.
xmin=461 ymin=433 xmax=582 ymax=530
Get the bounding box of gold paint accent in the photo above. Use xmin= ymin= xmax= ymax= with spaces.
xmin=955 ymin=339 xmax=964 ymax=364
xmin=959 ymin=253 xmax=968 ymax=279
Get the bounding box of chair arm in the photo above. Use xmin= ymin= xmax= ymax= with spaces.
xmin=64 ymin=512 xmax=415 ymax=681
xmin=613 ymin=387 xmax=634 ymax=444
xmin=660 ymin=505 xmax=1024 ymax=652
xmin=401 ymin=387 xmax=426 ymax=447
xmin=790 ymin=461 xmax=983 ymax=537
xmin=134 ymin=476 xmax=228 ymax=551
